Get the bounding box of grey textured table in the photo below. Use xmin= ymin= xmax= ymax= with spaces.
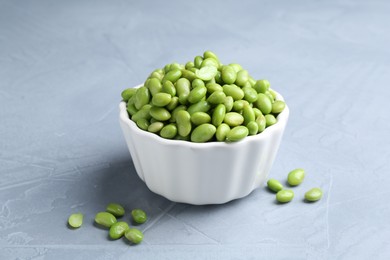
xmin=1 ymin=0 xmax=390 ymax=259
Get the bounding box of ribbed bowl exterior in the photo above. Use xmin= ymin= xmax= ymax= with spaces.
xmin=119 ymin=92 xmax=289 ymax=205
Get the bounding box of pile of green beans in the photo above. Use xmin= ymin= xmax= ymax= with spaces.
xmin=68 ymin=203 xmax=147 ymax=245
xmin=267 ymin=168 xmax=323 ymax=203
xmin=121 ymin=51 xmax=286 ymax=142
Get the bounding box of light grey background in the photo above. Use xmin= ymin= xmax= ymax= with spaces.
xmin=1 ymin=0 xmax=390 ymax=259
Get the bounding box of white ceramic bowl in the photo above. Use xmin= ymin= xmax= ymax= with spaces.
xmin=119 ymin=87 xmax=289 ymax=205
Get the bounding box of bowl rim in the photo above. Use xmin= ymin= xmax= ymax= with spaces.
xmin=119 ymin=84 xmax=289 ymax=148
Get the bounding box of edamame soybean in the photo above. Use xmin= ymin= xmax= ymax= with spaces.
xmin=150 ymin=107 xmax=171 ymax=121
xmin=304 ymin=188 xmax=323 ymax=202
xmin=246 ymin=121 xmax=258 ymax=135
xmin=125 ymin=228 xmax=144 ymax=244
xmin=106 ymin=203 xmax=125 ymax=217
xmin=256 ymin=93 xmax=272 ymax=114
xmin=235 ymin=70 xmax=249 ymax=86
xmin=152 ymin=93 xmax=172 ymax=107
xmin=276 ymin=190 xmax=294 ymax=203
xmin=134 ymin=86 xmax=150 ymax=110
xmin=131 ymin=209 xmax=147 ymax=224
xmin=226 ymin=126 xmax=249 ymax=142
xmin=272 ymin=100 xmax=286 ymax=114
xmin=148 ymin=121 xmax=164 ymax=133
xmin=95 ymin=212 xmax=117 ymax=228
xmin=176 ymin=110 xmax=192 ymax=137
xmin=212 ymin=104 xmax=226 ymax=127
xmin=265 ymin=114 xmax=277 ymax=127
xmin=160 ymin=124 xmax=177 ymax=139
xmin=287 ymin=168 xmax=305 ymax=186
xmin=216 ymin=123 xmax=230 ymax=141
xmin=109 ymin=222 xmax=129 ymax=239
xmin=188 ymin=85 xmax=207 ymax=103
xmin=68 ymin=213 xmax=83 ymax=228
xmin=207 ymin=91 xmax=226 ymax=104
xmin=191 ymin=112 xmax=211 ymax=125
xmin=121 ymin=88 xmax=137 ymax=101
xmin=191 ymin=124 xmax=216 ymax=143
xmin=223 ymin=84 xmax=244 ymax=101
xmin=224 ymin=112 xmax=244 ymax=127
xmin=267 ymin=179 xmax=283 ymax=192
xmin=254 ymin=79 xmax=270 ymax=93
xmin=221 ymin=66 xmax=237 ymax=84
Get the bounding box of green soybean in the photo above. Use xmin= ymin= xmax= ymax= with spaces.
xmin=226 ymin=126 xmax=249 ymax=142
xmin=127 ymin=103 xmax=138 ymax=116
xmin=131 ymin=209 xmax=147 ymax=224
xmin=95 ymin=212 xmax=117 ymax=228
xmin=170 ymin=105 xmax=187 ymax=123
xmin=134 ymin=86 xmax=150 ymax=110
xmin=223 ymin=84 xmax=244 ymax=101
xmin=68 ymin=213 xmax=83 ymax=228
xmin=276 ymin=190 xmax=294 ymax=203
xmin=150 ymin=107 xmax=171 ymax=121
xmin=191 ymin=112 xmax=211 ymax=125
xmin=229 ymin=63 xmax=243 ymax=73
xmin=287 ymin=168 xmax=305 ymax=186
xmin=216 ymin=123 xmax=230 ymax=141
xmin=176 ymin=78 xmax=191 ymax=104
xmin=224 ymin=96 xmax=234 ymax=112
xmin=160 ymin=124 xmax=177 ymax=139
xmin=235 ymin=70 xmax=249 ymax=86
xmin=224 ymin=112 xmax=244 ymax=127
xmin=162 ymin=80 xmax=176 ymax=96
xmin=253 ymin=107 xmax=262 ymax=118
xmin=191 ymin=124 xmax=216 ymax=143
xmin=136 ymin=118 xmax=150 ymax=130
xmin=201 ymin=58 xmax=219 ymax=68
xmin=176 ymin=110 xmax=192 ymax=137
xmin=148 ymin=121 xmax=164 ymax=133
xmin=212 ymin=104 xmax=226 ymax=127
xmin=206 ymin=83 xmax=223 ymax=94
xmin=272 ymin=100 xmax=286 ymax=114
xmin=152 ymin=93 xmax=172 ymax=107
xmin=106 ymin=203 xmax=125 ymax=217
xmin=125 ymin=228 xmax=144 ymax=244
xmin=203 ymin=50 xmax=220 ymax=63
xmin=246 ymin=121 xmax=258 ymax=135
xmin=188 ymin=85 xmax=207 ymax=104
xmin=146 ymin=78 xmax=162 ymax=96
xmin=243 ymin=87 xmax=258 ymax=103
xmin=194 ymin=55 xmax=203 ymax=68
xmin=232 ymin=100 xmax=249 ymax=112
xmin=109 ymin=222 xmax=129 ymax=239
xmin=267 ymin=179 xmax=283 ymax=192
xmin=121 ymin=88 xmax=137 ymax=101
xmin=195 ymin=66 xmax=218 ymax=81
xmin=163 ymin=69 xmax=182 ymax=83
xmin=131 ymin=104 xmax=152 ymax=122
xmin=242 ymin=104 xmax=255 ymax=125
xmin=207 ymin=91 xmax=226 ymax=104
xmin=221 ymin=66 xmax=237 ymax=84
xmin=185 ymin=61 xmax=194 ymax=69
xmin=304 ymin=188 xmax=323 ymax=202
xmin=166 ymin=96 xmax=179 ymax=111
xmin=181 ymin=69 xmax=197 ymax=81
xmin=187 ymin=100 xmax=211 ymax=115
xmin=256 ymin=93 xmax=272 ymax=114
xmin=192 ymin=78 xmax=205 ymax=89
xmin=256 ymin=114 xmax=266 ymax=132
xmin=254 ymin=79 xmax=270 ymax=93
xmin=265 ymin=114 xmax=277 ymax=127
